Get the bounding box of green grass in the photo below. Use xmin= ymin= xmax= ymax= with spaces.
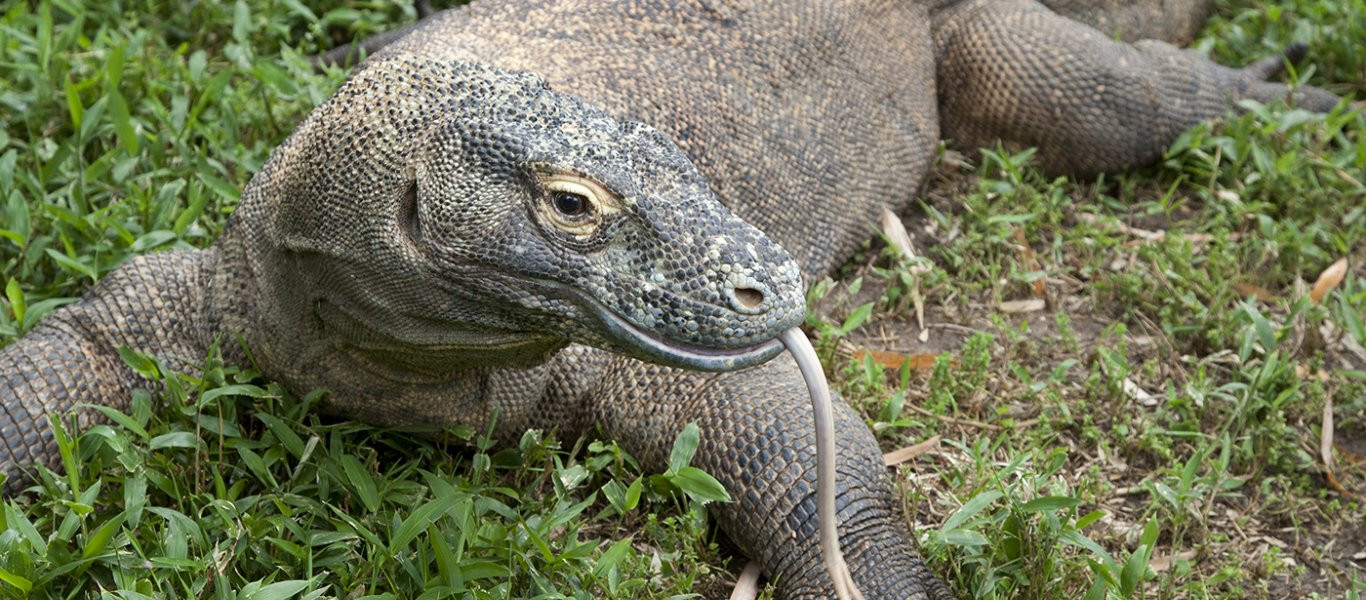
xmin=811 ymin=2 xmax=1366 ymax=596
xmin=1 ymin=0 xmax=1364 ymax=598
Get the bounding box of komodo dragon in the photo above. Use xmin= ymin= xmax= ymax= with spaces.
xmin=0 ymin=0 xmax=1342 ymax=597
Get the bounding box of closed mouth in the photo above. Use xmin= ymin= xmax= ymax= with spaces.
xmin=560 ymin=287 xmax=787 ymax=372
xmin=432 ymin=269 xmax=791 ymax=372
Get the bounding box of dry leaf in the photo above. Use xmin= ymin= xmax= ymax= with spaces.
xmin=1000 ymin=298 xmax=1046 ymax=313
xmin=851 ymin=349 xmax=939 ymax=371
xmin=1150 ymin=549 xmax=1198 ymax=572
xmin=1321 ymin=397 xmax=1351 ymax=496
xmin=1233 ymin=282 xmax=1276 ymax=302
xmin=1336 ymin=168 xmax=1363 ymax=188
xmin=1326 ymin=470 xmax=1351 ymax=496
xmin=881 ymin=207 xmax=917 ymax=264
xmin=729 ymin=561 xmax=763 ymax=600
xmin=879 ymin=207 xmax=932 ymax=275
xmin=1077 ymin=213 xmax=1240 ymax=249
xmin=1321 ymin=397 xmax=1334 ymax=469
xmin=912 ymin=285 xmax=926 ymax=333
xmin=884 ymin=435 xmax=942 ymax=466
xmin=942 ymin=149 xmax=970 ymax=169
xmin=1123 ymin=377 xmax=1158 ymax=407
xmin=1078 ymin=212 xmax=1166 ymax=241
xmin=880 ymin=207 xmax=930 ymax=331
xmin=1310 ymin=258 xmax=1348 ymax=303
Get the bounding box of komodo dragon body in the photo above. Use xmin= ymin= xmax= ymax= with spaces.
xmin=0 ymin=1 xmax=1340 ymax=597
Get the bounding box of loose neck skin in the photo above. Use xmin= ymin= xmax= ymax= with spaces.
xmin=200 ymin=224 xmax=570 ymax=438
xmin=216 ymin=233 xmax=556 ymax=375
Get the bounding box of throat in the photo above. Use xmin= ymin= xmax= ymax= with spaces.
xmin=314 ymin=297 xmax=568 ymax=383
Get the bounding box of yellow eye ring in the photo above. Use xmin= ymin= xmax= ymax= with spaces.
xmin=538 ymin=174 xmax=620 ymax=238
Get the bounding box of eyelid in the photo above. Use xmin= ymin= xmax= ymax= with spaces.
xmin=544 ymin=179 xmax=597 ymax=201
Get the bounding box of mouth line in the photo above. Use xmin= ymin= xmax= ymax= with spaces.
xmin=428 ymin=269 xmax=788 ymax=372
xmin=555 ymin=286 xmax=786 ymax=372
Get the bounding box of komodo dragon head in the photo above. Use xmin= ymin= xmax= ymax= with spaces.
xmin=231 ymin=54 xmax=804 ymax=374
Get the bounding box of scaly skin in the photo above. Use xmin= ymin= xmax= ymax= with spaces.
xmin=932 ymin=0 xmax=1340 ymax=175
xmin=0 ymin=1 xmax=1342 ymax=597
xmin=1038 ymin=0 xmax=1213 ymax=45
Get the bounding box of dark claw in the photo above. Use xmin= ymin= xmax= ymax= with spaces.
xmin=1282 ymin=41 xmax=1310 ymax=67
xmin=310 ymin=22 xmax=425 ymax=70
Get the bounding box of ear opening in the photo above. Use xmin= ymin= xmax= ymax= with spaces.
xmin=399 ymin=180 xmax=422 ymax=246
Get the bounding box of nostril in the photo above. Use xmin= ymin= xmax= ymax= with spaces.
xmin=733 ymin=286 xmax=764 ymax=310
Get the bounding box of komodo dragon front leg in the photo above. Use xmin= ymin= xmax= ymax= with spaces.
xmin=0 ymin=251 xmax=213 ymax=495
xmin=586 ymin=352 xmax=953 ymax=600
xmin=933 ymin=0 xmax=1342 ymax=176
xmin=503 ymin=344 xmax=953 ymax=598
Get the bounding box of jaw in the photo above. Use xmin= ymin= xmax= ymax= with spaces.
xmin=300 ymin=253 xmax=795 ymax=375
xmin=320 ymin=289 xmax=784 ymax=376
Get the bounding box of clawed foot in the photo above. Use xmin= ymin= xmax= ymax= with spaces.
xmin=1236 ymin=42 xmax=1344 ymax=112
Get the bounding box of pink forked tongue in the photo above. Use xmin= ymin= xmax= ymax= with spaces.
xmin=780 ymin=327 xmax=865 ymax=600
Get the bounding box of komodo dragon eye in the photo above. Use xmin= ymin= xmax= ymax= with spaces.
xmin=552 ymin=191 xmax=588 ymax=216
xmin=535 ymin=173 xmax=621 ymax=239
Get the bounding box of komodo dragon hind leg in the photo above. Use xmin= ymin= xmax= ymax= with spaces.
xmin=588 ymin=354 xmax=953 ymax=599
xmin=932 ymin=0 xmax=1342 ymax=177
xmin=1037 ymin=0 xmax=1214 ymax=45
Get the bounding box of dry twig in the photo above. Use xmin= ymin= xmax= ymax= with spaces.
xmin=884 ymin=435 xmax=942 ymax=466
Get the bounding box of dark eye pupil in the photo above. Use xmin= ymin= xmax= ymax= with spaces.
xmin=553 ymin=192 xmax=588 ymax=216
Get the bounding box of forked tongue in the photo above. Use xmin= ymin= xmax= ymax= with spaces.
xmin=780 ymin=327 xmax=866 ymax=600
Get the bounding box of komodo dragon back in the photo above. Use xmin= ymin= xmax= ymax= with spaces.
xmin=0 ymin=0 xmax=1344 ymax=598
